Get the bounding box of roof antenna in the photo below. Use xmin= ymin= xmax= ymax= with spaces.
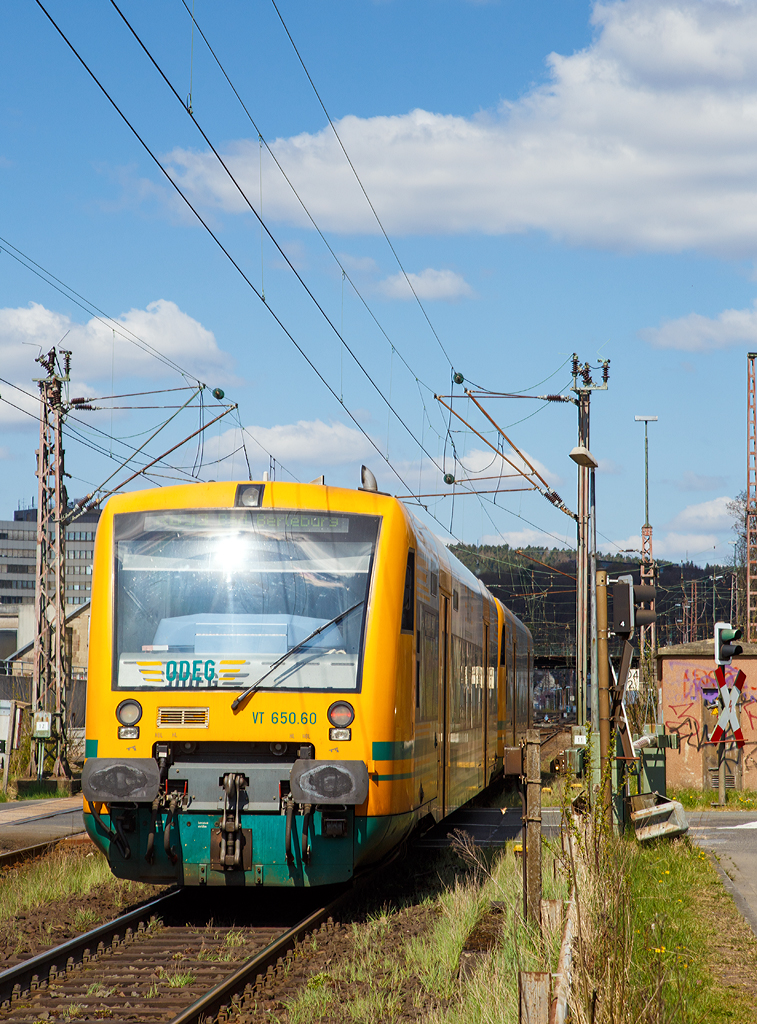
xmin=360 ymin=465 xmax=378 ymax=492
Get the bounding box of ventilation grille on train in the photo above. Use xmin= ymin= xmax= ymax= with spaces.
xmin=156 ymin=707 xmax=209 ymax=728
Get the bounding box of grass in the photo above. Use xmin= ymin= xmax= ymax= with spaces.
xmin=562 ymin=790 xmax=757 ymax=1024
xmin=0 ymin=846 xmax=157 ymax=924
xmin=86 ymin=983 xmax=116 ymax=997
xmin=72 ymin=907 xmax=102 ymax=931
xmin=668 ymin=787 xmax=757 ymax=811
xmin=156 ymin=966 xmax=197 ymax=988
xmin=282 ymin=840 xmax=568 ymax=1024
xmin=18 ymin=785 xmax=73 ymax=801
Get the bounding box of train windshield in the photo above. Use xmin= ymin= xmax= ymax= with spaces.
xmin=113 ymin=509 xmax=379 ymax=691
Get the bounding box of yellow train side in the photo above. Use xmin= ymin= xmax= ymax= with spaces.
xmin=82 ymin=480 xmax=532 ymax=885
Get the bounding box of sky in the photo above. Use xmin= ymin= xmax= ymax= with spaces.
xmin=1 ymin=0 xmax=756 ymax=565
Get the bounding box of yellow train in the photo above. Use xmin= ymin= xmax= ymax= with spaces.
xmin=82 ymin=474 xmax=532 ymax=886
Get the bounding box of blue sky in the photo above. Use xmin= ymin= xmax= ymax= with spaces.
xmin=2 ymin=0 xmax=755 ymax=564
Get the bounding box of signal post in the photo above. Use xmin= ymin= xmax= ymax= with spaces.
xmin=712 ymin=622 xmax=744 ymax=806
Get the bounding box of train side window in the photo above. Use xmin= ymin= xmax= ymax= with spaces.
xmin=417 ymin=607 xmax=439 ymax=720
xmin=401 ymin=550 xmax=415 ymax=633
xmin=500 ymin=628 xmax=506 ymax=665
xmin=430 ymin=572 xmax=438 ymax=597
xmin=452 ymin=589 xmax=459 ymax=611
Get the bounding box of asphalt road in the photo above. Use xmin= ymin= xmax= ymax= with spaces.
xmin=0 ymin=797 xmax=85 ymax=852
xmin=687 ymin=810 xmax=757 ymax=937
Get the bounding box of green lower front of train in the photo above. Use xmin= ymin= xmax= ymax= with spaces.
xmin=83 ymin=803 xmax=414 ymax=888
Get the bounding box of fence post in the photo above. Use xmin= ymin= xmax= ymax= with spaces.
xmin=524 ymin=728 xmax=542 ymax=928
xmin=519 ymin=971 xmax=550 ymax=1023
xmin=2 ymin=700 xmax=16 ymax=795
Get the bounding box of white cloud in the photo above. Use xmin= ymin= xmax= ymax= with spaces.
xmin=0 ymin=300 xmax=234 ymax=390
xmin=457 ymin=446 xmax=561 ymax=487
xmin=211 ymin=419 xmax=376 ymax=475
xmin=162 ymin=0 xmax=757 ymax=255
xmin=597 ymin=458 xmax=622 ymax=475
xmin=666 ymin=496 xmax=733 ymax=532
xmin=610 ymin=534 xmax=642 ymax=555
xmin=642 ymin=299 xmax=757 ymax=351
xmin=653 ymin=532 xmax=721 ymax=560
xmin=613 ymin=498 xmax=737 ymax=561
xmin=377 ymin=268 xmax=473 ymax=301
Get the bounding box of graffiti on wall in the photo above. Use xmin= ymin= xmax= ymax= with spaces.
xmin=663 ymin=660 xmax=757 ymax=783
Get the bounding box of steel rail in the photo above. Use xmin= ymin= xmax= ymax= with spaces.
xmin=0 ymin=832 xmax=89 ymax=869
xmin=0 ymin=890 xmax=181 ymax=1006
xmin=168 ymin=887 xmax=355 ymax=1024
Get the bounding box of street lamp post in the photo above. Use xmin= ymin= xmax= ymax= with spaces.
xmin=570 ymin=445 xmax=599 ymax=727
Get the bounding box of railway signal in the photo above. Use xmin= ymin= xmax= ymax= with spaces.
xmin=709 ymin=665 xmax=746 ymax=748
xmin=611 ymin=574 xmax=656 ymax=637
xmin=715 ymin=621 xmax=743 ymax=666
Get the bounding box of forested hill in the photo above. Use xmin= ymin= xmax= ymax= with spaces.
xmin=448 ymin=543 xmax=737 ymax=657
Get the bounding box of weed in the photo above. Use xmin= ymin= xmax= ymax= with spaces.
xmin=73 ymin=908 xmax=101 ymax=932
xmin=86 ymin=983 xmax=115 ymax=997
xmin=61 ymin=1004 xmax=84 ymax=1021
xmin=157 ymin=966 xmax=197 ymax=988
xmin=224 ymin=929 xmax=245 ymax=946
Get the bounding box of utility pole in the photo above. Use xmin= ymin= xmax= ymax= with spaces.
xmin=30 ymin=348 xmax=71 ymax=781
xmin=572 ymin=355 xmax=610 ymax=728
xmin=635 ymin=415 xmax=658 ymax=702
xmin=747 ymin=353 xmax=757 ymax=642
xmin=596 ymin=569 xmax=611 ymax=827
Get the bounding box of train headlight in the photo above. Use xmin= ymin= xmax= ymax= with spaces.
xmin=328 ymin=701 xmax=354 ymax=740
xmin=116 ymin=699 xmax=142 ymax=726
xmin=327 ymin=701 xmax=354 ymax=728
xmin=235 ymin=484 xmax=264 ymax=507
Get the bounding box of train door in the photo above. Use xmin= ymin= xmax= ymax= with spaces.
xmin=507 ymin=631 xmax=516 ymax=746
xmin=438 ymin=595 xmax=450 ymax=817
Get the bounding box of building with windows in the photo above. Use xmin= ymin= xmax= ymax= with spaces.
xmin=0 ymin=505 xmax=101 ymax=658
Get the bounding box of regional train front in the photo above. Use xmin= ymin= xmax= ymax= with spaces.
xmin=82 ymin=481 xmax=393 ymax=887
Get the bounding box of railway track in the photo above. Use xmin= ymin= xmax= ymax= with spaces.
xmin=0 ymin=886 xmax=350 ymax=1023
xmin=0 ymin=833 xmax=90 ymax=870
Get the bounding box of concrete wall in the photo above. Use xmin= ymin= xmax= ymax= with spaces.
xmin=661 ymin=656 xmax=757 ymax=791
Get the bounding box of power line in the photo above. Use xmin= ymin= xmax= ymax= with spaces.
xmin=0 ymin=235 xmax=202 ymax=383
xmin=175 ymin=0 xmax=447 ymax=433
xmin=268 ymin=0 xmax=454 ymax=369
xmin=35 ymin=0 xmax=428 ymax=505
xmin=107 ymin=0 xmax=451 ymax=492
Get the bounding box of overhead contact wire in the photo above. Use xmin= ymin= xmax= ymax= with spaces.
xmin=34 ymin=0 xmax=429 ymax=504
xmin=108 ymin=0 xmax=449 ymax=489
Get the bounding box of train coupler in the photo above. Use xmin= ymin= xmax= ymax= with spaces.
xmin=210 ymin=772 xmax=251 ymax=871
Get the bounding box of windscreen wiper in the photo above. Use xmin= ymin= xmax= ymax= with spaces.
xmin=230 ymin=600 xmax=365 ymax=711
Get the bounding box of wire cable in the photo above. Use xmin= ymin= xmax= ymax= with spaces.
xmin=175 ymin=0 xmax=444 ymax=417
xmin=33 ymin=0 xmax=452 ymax=517
xmin=108 ymin=0 xmax=450 ymax=492
xmin=268 ymin=0 xmax=453 ymax=369
xmin=0 ymin=236 xmax=201 ymax=384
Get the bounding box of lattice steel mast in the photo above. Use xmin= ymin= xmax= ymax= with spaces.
xmin=635 ymin=415 xmax=657 ymax=692
xmin=30 ymin=348 xmax=71 ymax=780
